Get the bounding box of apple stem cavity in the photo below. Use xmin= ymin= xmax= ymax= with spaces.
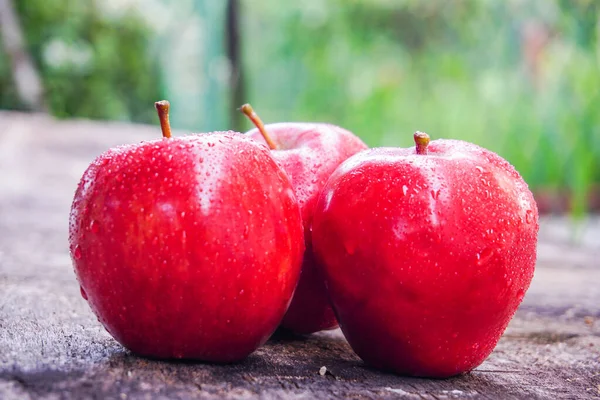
xmin=240 ymin=103 xmax=279 ymax=150
xmin=414 ymin=131 xmax=430 ymax=155
xmin=155 ymin=100 xmax=172 ymax=139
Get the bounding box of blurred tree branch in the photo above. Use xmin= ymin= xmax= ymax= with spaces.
xmin=0 ymin=0 xmax=45 ymax=111
xmin=227 ymin=0 xmax=245 ymax=132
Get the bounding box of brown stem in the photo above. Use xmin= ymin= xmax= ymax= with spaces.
xmin=240 ymin=103 xmax=278 ymax=150
xmin=155 ymin=100 xmax=172 ymax=139
xmin=414 ymin=131 xmax=430 ymax=155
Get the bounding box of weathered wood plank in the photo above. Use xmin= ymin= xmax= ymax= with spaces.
xmin=0 ymin=111 xmax=598 ymax=399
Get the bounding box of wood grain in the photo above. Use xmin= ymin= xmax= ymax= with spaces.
xmin=0 ymin=111 xmax=598 ymax=399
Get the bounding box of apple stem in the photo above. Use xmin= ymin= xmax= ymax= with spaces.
xmin=239 ymin=103 xmax=278 ymax=150
xmin=414 ymin=131 xmax=430 ymax=155
xmin=155 ymin=100 xmax=172 ymax=139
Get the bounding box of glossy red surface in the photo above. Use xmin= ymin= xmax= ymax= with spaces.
xmin=247 ymin=123 xmax=367 ymax=334
xmin=312 ymin=139 xmax=539 ymax=377
xmin=69 ymin=132 xmax=304 ymax=362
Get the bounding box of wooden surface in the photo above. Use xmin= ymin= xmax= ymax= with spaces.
xmin=0 ymin=111 xmax=599 ymax=399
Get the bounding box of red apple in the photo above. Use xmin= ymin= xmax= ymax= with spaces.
xmin=69 ymin=101 xmax=304 ymax=362
xmin=241 ymin=104 xmax=367 ymax=334
xmin=312 ymin=132 xmax=538 ymax=377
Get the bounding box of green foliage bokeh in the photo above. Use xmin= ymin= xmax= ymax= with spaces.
xmin=242 ymin=0 xmax=600 ymax=214
xmin=0 ymin=0 xmax=162 ymax=122
xmin=0 ymin=0 xmax=598 ymax=212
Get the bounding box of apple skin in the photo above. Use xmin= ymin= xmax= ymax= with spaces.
xmin=69 ymin=132 xmax=304 ymax=362
xmin=247 ymin=123 xmax=367 ymax=334
xmin=312 ymin=138 xmax=538 ymax=377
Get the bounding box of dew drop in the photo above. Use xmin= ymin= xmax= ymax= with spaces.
xmin=80 ymin=286 xmax=88 ymax=300
xmin=525 ymin=210 xmax=533 ymax=224
xmin=344 ymin=241 xmax=357 ymax=255
xmin=475 ymin=166 xmax=484 ymax=173
xmin=402 ymin=185 xmax=408 ymax=196
xmin=476 ymin=247 xmax=494 ymax=266
xmin=90 ymin=220 xmax=100 ymax=233
xmin=73 ymin=245 xmax=82 ymax=260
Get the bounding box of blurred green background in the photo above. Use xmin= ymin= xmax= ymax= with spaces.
xmin=0 ymin=0 xmax=598 ymax=214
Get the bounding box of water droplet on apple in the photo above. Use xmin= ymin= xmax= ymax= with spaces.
xmin=475 ymin=166 xmax=484 ymax=173
xmin=430 ymin=189 xmax=440 ymax=200
xmin=476 ymin=247 xmax=494 ymax=266
xmin=79 ymin=286 xmax=88 ymax=300
xmin=344 ymin=240 xmax=357 ymax=255
xmin=90 ymin=220 xmax=99 ymax=233
xmin=402 ymin=185 xmax=408 ymax=196
xmin=73 ymin=245 xmax=82 ymax=260
xmin=525 ymin=210 xmax=533 ymax=224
